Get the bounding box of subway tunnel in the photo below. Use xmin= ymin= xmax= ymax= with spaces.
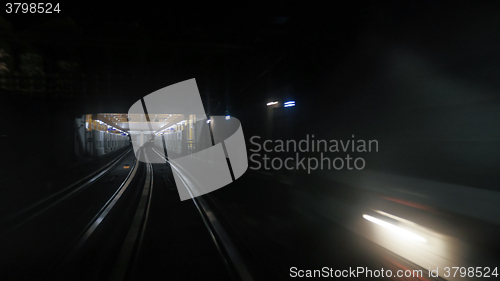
xmin=1 ymin=2 xmax=500 ymax=281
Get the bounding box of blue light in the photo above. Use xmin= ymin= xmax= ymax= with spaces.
xmin=284 ymin=100 xmax=295 ymax=107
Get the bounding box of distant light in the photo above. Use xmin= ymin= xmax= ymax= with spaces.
xmin=267 ymin=101 xmax=278 ymax=106
xmin=284 ymin=101 xmax=295 ymax=107
xmin=362 ymin=214 xmax=427 ymax=243
xmin=225 ymin=115 xmax=230 ymax=120
xmin=206 ymin=119 xmax=211 ymax=124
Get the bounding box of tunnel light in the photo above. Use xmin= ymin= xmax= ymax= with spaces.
xmin=267 ymin=101 xmax=278 ymax=106
xmin=225 ymin=115 xmax=230 ymax=120
xmin=363 ymin=214 xmax=427 ymax=243
xmin=284 ymin=101 xmax=295 ymax=107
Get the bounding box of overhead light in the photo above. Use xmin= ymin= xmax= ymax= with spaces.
xmin=225 ymin=115 xmax=230 ymax=120
xmin=284 ymin=101 xmax=295 ymax=107
xmin=267 ymin=101 xmax=278 ymax=106
xmin=206 ymin=119 xmax=211 ymax=124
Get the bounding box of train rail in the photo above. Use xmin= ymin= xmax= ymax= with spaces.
xmin=0 ymin=148 xmax=132 ymax=238
xmin=150 ymin=146 xmax=255 ymax=281
xmin=0 ymin=147 xmax=150 ymax=280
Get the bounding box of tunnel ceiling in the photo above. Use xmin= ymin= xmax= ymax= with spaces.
xmin=2 ymin=2 xmax=500 ymax=116
xmin=0 ymin=2 xmax=299 ymax=115
xmin=96 ymin=113 xmax=184 ymax=132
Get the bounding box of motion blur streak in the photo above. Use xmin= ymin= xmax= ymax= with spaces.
xmin=358 ymin=207 xmax=464 ymax=281
xmin=362 ymin=214 xmax=426 ymax=243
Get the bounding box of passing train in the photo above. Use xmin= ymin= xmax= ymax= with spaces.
xmin=148 ymin=117 xmax=214 ymax=158
xmin=153 ymin=128 xmax=187 ymax=155
xmin=88 ymin=129 xmax=130 ymax=156
xmin=82 ymin=114 xmax=131 ymax=157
